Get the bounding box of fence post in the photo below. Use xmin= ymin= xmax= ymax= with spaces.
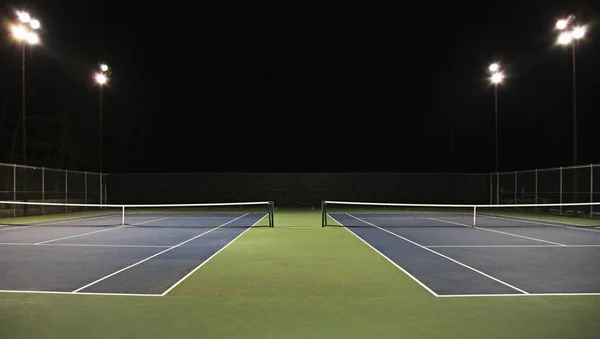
xmin=42 ymin=167 xmax=45 ymax=214
xmin=514 ymin=171 xmax=517 ymax=204
xmin=591 ymin=164 xmax=594 ymax=218
xmin=12 ymin=164 xmax=16 ymax=216
xmin=559 ymin=166 xmax=563 ymax=215
xmin=65 ymin=169 xmax=68 ymax=211
xmin=84 ymin=171 xmax=88 ymax=206
xmin=100 ymin=173 xmax=103 ymax=206
xmin=535 ymin=169 xmax=538 ymax=212
xmin=496 ymin=172 xmax=500 ymax=204
xmin=104 ymin=174 xmax=107 ymax=204
xmin=489 ymin=173 xmax=492 ymax=204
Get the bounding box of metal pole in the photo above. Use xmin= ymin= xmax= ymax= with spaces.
xmin=535 ymin=169 xmax=538 ymax=213
xmin=559 ymin=167 xmax=563 ymax=215
xmin=572 ymin=43 xmax=578 ymax=203
xmin=496 ymin=173 xmax=500 ymax=204
xmin=41 ymin=167 xmax=44 ymax=214
xmin=494 ymin=84 xmax=499 ymax=175
xmin=99 ymin=175 xmax=103 ymax=207
xmin=65 ymin=170 xmax=68 ymax=211
xmin=21 ymin=44 xmax=26 ymax=168
xmin=104 ymin=175 xmax=107 ymax=204
xmin=99 ymin=87 xmax=103 ymax=206
xmin=21 ymin=44 xmax=28 ymax=216
xmin=514 ymin=171 xmax=517 ymax=204
xmin=489 ymin=173 xmax=493 ymax=204
xmin=591 ymin=164 xmax=594 ymax=218
xmin=12 ymin=164 xmax=16 ymax=216
xmin=494 ymin=84 xmax=500 ymax=205
xmin=84 ymin=171 xmax=87 ymax=206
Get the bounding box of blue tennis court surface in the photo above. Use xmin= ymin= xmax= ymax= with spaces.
xmin=329 ymin=213 xmax=600 ymax=297
xmin=0 ymin=213 xmax=267 ymax=296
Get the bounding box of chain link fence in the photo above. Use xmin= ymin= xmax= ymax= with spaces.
xmin=0 ymin=162 xmax=105 ymax=206
xmin=1 ymin=162 xmax=598 ymax=212
xmin=491 ymin=164 xmax=598 ymax=216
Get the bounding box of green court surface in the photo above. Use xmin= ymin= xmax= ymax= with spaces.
xmin=1 ymin=210 xmax=599 ymax=338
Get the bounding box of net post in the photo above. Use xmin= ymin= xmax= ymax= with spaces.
xmin=121 ymin=206 xmax=125 ymax=225
xmin=321 ymin=201 xmax=326 ymax=227
xmin=473 ymin=205 xmax=477 ymax=226
xmin=559 ymin=166 xmax=563 ymax=215
xmin=269 ymin=201 xmax=274 ymax=227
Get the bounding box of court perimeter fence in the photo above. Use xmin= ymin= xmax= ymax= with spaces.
xmin=1 ymin=162 xmax=599 ymax=210
xmin=0 ymin=162 xmax=106 ymax=205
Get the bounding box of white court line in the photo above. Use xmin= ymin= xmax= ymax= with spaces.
xmin=0 ymin=242 xmax=169 ymax=248
xmin=429 ymin=217 xmax=566 ymax=246
xmin=127 ymin=216 xmax=247 ymax=219
xmin=328 ymin=214 xmax=438 ymax=297
xmin=71 ymin=213 xmax=249 ymax=293
xmin=427 ymin=217 xmax=472 ymax=227
xmin=437 ymin=292 xmax=600 ymax=298
xmin=126 ymin=217 xmax=168 ymax=226
xmin=426 ymin=244 xmax=600 ymax=248
xmin=484 ymin=215 xmax=600 ymax=234
xmin=34 ymin=226 xmax=127 ymax=245
xmin=161 ymin=214 xmax=266 ymax=296
xmin=33 ymin=217 xmax=169 ymax=245
xmin=47 ymin=243 xmax=170 ymax=248
xmin=345 ymin=213 xmax=529 ymax=294
xmin=0 ymin=289 xmax=161 ymax=297
xmin=426 ymin=245 xmax=562 ymax=248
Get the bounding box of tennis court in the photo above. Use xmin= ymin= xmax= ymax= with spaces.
xmin=324 ymin=200 xmax=600 ymax=297
xmin=2 ymin=202 xmax=600 ymax=338
xmin=0 ymin=201 xmax=273 ymax=295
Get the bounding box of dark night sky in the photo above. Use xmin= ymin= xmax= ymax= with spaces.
xmin=1 ymin=1 xmax=599 ymax=174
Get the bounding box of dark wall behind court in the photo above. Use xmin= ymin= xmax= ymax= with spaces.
xmin=107 ymin=173 xmax=491 ymax=207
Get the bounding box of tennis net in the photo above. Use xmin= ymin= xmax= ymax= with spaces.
xmin=0 ymin=200 xmax=274 ymax=228
xmin=322 ymin=200 xmax=600 ymax=228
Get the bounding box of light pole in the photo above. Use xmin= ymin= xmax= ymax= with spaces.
xmin=10 ymin=11 xmax=40 ymax=204
xmin=10 ymin=12 xmax=40 ymax=167
xmin=555 ymin=16 xmax=586 ymax=202
xmin=94 ymin=65 xmax=109 ymax=204
xmin=488 ymin=63 xmax=504 ymax=204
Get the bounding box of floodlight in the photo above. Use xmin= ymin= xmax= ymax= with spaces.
xmin=17 ymin=11 xmax=31 ymax=23
xmin=572 ymin=26 xmax=585 ymax=39
xmin=26 ymin=32 xmax=39 ymax=45
xmin=30 ymin=19 xmax=40 ymax=30
xmin=95 ymin=72 xmax=108 ymax=85
xmin=556 ymin=19 xmax=568 ymax=30
xmin=490 ymin=72 xmax=504 ymax=84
